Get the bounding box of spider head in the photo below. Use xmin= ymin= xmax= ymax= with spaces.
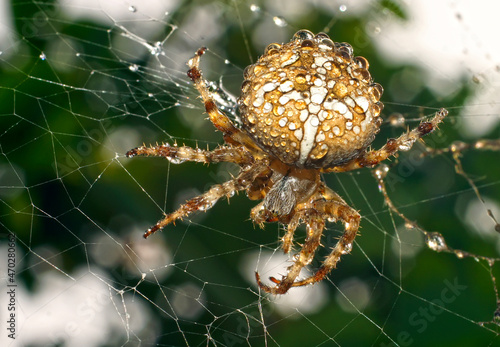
xmin=238 ymin=29 xmax=384 ymax=169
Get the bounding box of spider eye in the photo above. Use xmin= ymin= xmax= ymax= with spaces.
xmin=238 ymin=30 xmax=384 ymax=169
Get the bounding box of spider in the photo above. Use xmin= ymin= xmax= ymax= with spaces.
xmin=126 ymin=30 xmax=448 ymax=295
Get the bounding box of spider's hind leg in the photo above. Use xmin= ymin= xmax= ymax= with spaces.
xmin=255 ymin=185 xmax=360 ymax=294
xmin=255 ymin=210 xmax=325 ymax=295
xmin=289 ymin=188 xmax=361 ymax=288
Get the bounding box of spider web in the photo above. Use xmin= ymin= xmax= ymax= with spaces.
xmin=1 ymin=0 xmax=500 ymax=346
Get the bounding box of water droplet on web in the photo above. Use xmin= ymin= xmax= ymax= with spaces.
xmin=129 ymin=64 xmax=139 ymax=72
xmin=250 ymin=4 xmax=260 ymax=12
xmin=148 ymin=93 xmax=154 ymax=97
xmin=342 ymin=243 xmax=353 ymax=254
xmin=128 ymin=5 xmax=137 ymax=13
xmin=339 ymin=4 xmax=347 ymax=12
xmin=425 ymin=232 xmax=447 ymax=252
xmin=367 ymin=23 xmax=382 ymax=36
xmin=39 ymin=52 xmax=46 ymax=60
xmin=374 ymin=164 xmax=389 ymax=180
xmin=404 ymin=221 xmax=415 ymax=230
xmin=224 ymin=59 xmax=230 ymax=64
xmin=389 ymin=113 xmax=405 ymax=127
xmin=494 ymin=306 xmax=500 ymax=322
xmin=273 ymin=16 xmax=287 ymax=27
xmin=150 ymin=41 xmax=163 ymax=56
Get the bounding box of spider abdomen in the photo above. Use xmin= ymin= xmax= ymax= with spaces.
xmin=238 ymin=30 xmax=384 ymax=169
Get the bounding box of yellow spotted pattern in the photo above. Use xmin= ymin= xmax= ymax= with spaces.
xmin=238 ymin=30 xmax=384 ymax=169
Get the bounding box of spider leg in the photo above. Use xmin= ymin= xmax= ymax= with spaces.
xmin=255 ymin=210 xmax=325 ymax=295
xmin=256 ymin=185 xmax=360 ymax=292
xmin=282 ymin=214 xmax=301 ymax=254
xmin=126 ymin=143 xmax=253 ymax=165
xmin=324 ymin=108 xmax=449 ymax=173
xmin=289 ymin=187 xmax=360 ymax=288
xmin=187 ymin=48 xmax=262 ymax=154
xmin=142 ymin=163 xmax=268 ymax=238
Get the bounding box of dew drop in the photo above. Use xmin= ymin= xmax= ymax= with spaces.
xmin=374 ymin=164 xmax=389 ymax=180
xmin=342 ymin=243 xmax=353 ymax=254
xmin=388 ymin=113 xmax=405 ymax=127
xmin=264 ymin=43 xmax=281 ymax=55
xmin=150 ymin=41 xmax=163 ymax=56
xmin=250 ymin=4 xmax=260 ymax=12
xmin=425 ymin=232 xmax=447 ymax=252
xmin=398 ymin=139 xmax=413 ymax=151
xmin=39 ymin=52 xmax=46 ymax=60
xmin=273 ymin=16 xmax=287 ymax=27
xmin=339 ymin=4 xmax=347 ymax=12
xmin=293 ymin=29 xmax=314 ymax=41
xmin=494 ymin=307 xmax=500 ymax=321
xmin=318 ymin=39 xmax=334 ymax=50
xmin=168 ymin=157 xmax=186 ymax=164
xmin=404 ymin=221 xmax=415 ymax=230
xmin=129 ymin=64 xmax=139 ymax=72
xmin=128 ymin=5 xmax=137 ymax=12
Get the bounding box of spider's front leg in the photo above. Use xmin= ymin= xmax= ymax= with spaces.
xmin=325 ymin=108 xmax=449 ymax=173
xmin=187 ymin=47 xmax=262 ymax=154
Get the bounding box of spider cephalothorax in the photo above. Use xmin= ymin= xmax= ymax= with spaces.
xmin=127 ymin=30 xmax=448 ymax=295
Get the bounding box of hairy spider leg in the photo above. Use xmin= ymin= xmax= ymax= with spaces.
xmin=143 ymin=164 xmax=268 ymax=238
xmin=255 ymin=210 xmax=326 ymax=295
xmin=325 ymin=108 xmax=449 ymax=173
xmin=126 ymin=144 xmax=253 ymax=165
xmin=126 ymin=142 xmax=267 ymax=238
xmin=287 ymin=186 xmax=360 ymax=288
xmin=255 ymin=184 xmax=360 ymax=294
xmin=281 ymin=215 xmax=301 ymax=254
xmin=187 ymin=47 xmax=263 ymax=155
